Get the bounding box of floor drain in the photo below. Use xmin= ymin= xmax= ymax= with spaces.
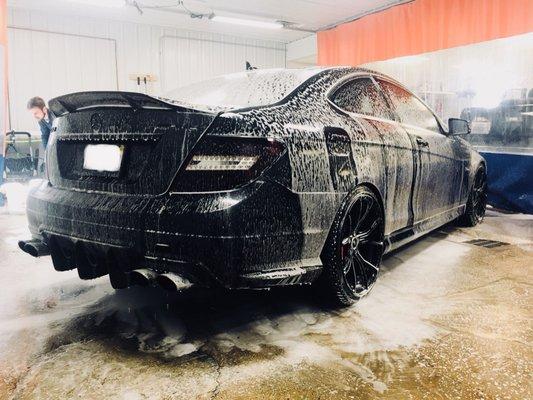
xmin=464 ymin=239 xmax=509 ymax=248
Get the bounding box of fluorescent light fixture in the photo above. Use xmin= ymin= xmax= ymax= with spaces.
xmin=210 ymin=15 xmax=283 ymax=29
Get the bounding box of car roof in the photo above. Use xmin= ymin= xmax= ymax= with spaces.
xmin=263 ymin=66 xmax=410 ymax=94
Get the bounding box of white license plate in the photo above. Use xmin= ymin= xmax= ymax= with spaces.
xmin=83 ymin=144 xmax=123 ymax=172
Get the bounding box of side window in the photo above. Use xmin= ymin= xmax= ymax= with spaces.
xmin=331 ymin=78 xmax=393 ymax=120
xmin=378 ymin=79 xmax=441 ymax=133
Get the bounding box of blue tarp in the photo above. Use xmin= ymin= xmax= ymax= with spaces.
xmin=479 ymin=151 xmax=533 ymax=214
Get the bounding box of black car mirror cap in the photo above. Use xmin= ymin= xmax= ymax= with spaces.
xmin=448 ymin=118 xmax=471 ymax=135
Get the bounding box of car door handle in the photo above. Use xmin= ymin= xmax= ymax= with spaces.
xmin=416 ymin=137 xmax=429 ymax=147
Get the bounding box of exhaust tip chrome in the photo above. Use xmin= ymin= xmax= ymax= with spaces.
xmin=18 ymin=239 xmax=51 ymax=257
xmin=156 ymin=273 xmax=192 ymax=292
xmin=129 ymin=268 xmax=158 ymax=287
xmin=18 ymin=240 xmax=27 ymax=252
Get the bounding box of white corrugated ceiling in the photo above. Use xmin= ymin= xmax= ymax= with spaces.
xmin=8 ymin=0 xmax=411 ymax=42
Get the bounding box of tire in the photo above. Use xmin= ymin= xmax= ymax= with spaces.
xmin=318 ymin=186 xmax=385 ymax=306
xmin=458 ymin=166 xmax=487 ymax=227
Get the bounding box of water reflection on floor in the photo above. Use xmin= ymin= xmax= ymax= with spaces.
xmin=0 ymin=210 xmax=531 ymax=399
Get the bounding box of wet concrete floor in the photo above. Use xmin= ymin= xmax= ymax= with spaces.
xmin=0 ymin=209 xmax=531 ymax=399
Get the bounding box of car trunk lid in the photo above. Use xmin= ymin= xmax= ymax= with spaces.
xmin=46 ymin=91 xmax=218 ymax=196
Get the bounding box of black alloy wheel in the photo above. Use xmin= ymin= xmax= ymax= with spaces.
xmin=320 ymin=186 xmax=385 ymax=306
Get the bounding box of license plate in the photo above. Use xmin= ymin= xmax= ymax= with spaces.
xmin=83 ymin=144 xmax=123 ymax=172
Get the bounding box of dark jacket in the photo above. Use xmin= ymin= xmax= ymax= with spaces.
xmin=38 ymin=111 xmax=55 ymax=149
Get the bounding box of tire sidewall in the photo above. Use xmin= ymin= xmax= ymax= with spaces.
xmin=319 ymin=186 xmax=384 ymax=305
xmin=461 ymin=166 xmax=487 ymax=226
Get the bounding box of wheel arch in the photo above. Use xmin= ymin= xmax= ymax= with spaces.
xmin=320 ymin=182 xmax=386 ymax=262
xmin=469 ymin=155 xmax=487 ymax=192
xmin=358 ymin=182 xmax=386 ymax=224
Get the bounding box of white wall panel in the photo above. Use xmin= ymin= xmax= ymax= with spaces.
xmin=160 ymin=34 xmax=286 ymax=92
xmin=8 ymin=28 xmax=117 ymax=132
xmin=287 ymin=34 xmax=317 ymax=68
xmin=6 ymin=7 xmax=286 ymax=132
xmin=0 ymin=48 xmax=6 ymax=155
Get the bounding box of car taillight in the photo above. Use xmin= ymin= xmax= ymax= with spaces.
xmin=186 ymin=155 xmax=259 ymax=171
xmin=171 ymin=135 xmax=285 ymax=192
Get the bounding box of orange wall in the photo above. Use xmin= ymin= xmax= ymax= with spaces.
xmin=318 ymin=0 xmax=533 ymax=66
xmin=0 ymin=0 xmax=5 ymax=45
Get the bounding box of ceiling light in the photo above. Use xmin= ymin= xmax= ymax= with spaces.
xmin=210 ymin=15 xmax=283 ymax=29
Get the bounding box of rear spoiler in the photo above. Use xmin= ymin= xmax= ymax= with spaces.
xmin=48 ymin=91 xmax=203 ymax=117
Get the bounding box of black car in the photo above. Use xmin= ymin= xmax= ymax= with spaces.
xmin=19 ymin=67 xmax=487 ymax=305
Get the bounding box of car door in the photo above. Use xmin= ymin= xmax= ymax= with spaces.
xmin=376 ymin=78 xmax=465 ymax=224
xmin=328 ymin=76 xmax=415 ymax=234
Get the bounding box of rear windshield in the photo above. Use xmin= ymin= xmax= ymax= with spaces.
xmin=162 ymin=69 xmax=322 ymax=112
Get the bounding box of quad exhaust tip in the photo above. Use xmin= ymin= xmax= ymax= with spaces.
xmin=18 ymin=239 xmax=51 ymax=257
xmin=129 ymin=268 xmax=158 ymax=287
xmin=17 ymin=241 xmax=193 ymax=293
xmin=128 ymin=269 xmax=192 ymax=292
xmin=156 ymin=272 xmax=193 ymax=292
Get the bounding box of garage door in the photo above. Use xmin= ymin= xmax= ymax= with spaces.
xmin=8 ymin=28 xmax=118 ymax=132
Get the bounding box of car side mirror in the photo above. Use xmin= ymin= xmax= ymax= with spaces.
xmin=448 ymin=118 xmax=471 ymax=135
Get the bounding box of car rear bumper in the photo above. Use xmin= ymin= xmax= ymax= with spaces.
xmin=25 ymin=180 xmax=327 ymax=287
